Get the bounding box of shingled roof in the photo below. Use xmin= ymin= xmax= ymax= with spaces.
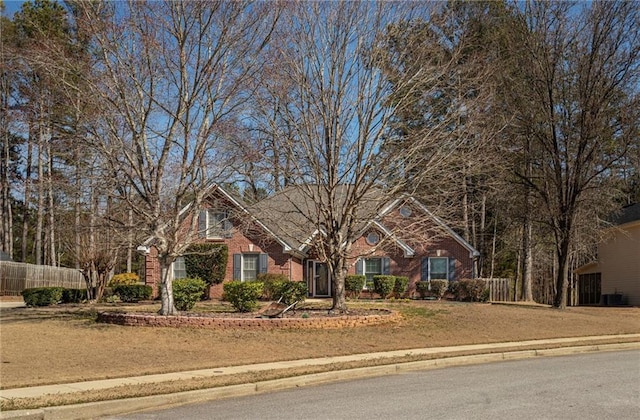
xmin=611 ymin=203 xmax=640 ymax=226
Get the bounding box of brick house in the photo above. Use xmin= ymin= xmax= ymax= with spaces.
xmin=143 ymin=184 xmax=479 ymax=298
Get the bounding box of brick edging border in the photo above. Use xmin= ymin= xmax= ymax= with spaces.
xmin=96 ymin=309 xmax=400 ymax=329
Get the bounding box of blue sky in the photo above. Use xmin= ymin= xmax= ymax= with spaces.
xmin=2 ymin=0 xmax=26 ymax=17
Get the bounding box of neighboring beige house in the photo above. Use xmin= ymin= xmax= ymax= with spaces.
xmin=576 ymin=203 xmax=640 ymax=306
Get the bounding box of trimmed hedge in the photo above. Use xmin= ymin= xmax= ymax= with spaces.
xmin=372 ymin=275 xmax=395 ymax=299
xmin=62 ymin=288 xmax=86 ymax=304
xmin=173 ymin=278 xmax=207 ymax=311
xmin=393 ymin=276 xmax=409 ymax=298
xmin=430 ymin=280 xmax=449 ymax=300
xmin=258 ymin=273 xmax=291 ymax=300
xmin=113 ymin=284 xmax=153 ymax=303
xmin=223 ymin=281 xmax=263 ymax=312
xmin=108 ymin=272 xmax=140 ymax=287
xmin=415 ymin=281 xmax=430 ymax=299
xmin=345 ymin=275 xmax=366 ymax=299
xmin=450 ymin=279 xmax=489 ymax=302
xmin=22 ymin=287 xmax=65 ymax=307
xmin=184 ymin=244 xmax=228 ymax=286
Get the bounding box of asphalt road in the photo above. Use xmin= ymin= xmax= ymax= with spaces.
xmin=107 ymin=350 xmax=640 ymax=420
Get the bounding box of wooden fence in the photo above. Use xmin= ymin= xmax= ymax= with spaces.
xmin=0 ymin=261 xmax=85 ymax=296
xmin=480 ymin=278 xmax=513 ymax=302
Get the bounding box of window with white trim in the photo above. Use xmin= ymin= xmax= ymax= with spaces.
xmin=356 ymin=257 xmax=390 ymax=289
xmin=233 ymin=253 xmax=268 ymax=281
xmin=429 ymin=257 xmax=448 ymax=280
xmin=199 ymin=209 xmax=231 ymax=239
xmin=242 ymin=254 xmax=259 ymax=281
xmin=173 ymin=256 xmax=187 ymax=279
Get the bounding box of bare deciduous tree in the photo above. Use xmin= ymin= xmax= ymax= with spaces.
xmin=251 ymin=2 xmax=493 ymax=312
xmin=76 ymin=0 xmax=280 ymax=314
xmin=507 ymin=1 xmax=639 ymax=308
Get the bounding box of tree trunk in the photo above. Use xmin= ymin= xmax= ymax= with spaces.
xmin=35 ymin=122 xmax=44 ymax=265
xmin=521 ymin=214 xmax=533 ymax=301
xmin=553 ymin=237 xmax=570 ymax=309
xmin=158 ymin=259 xmax=178 ymax=315
xmin=329 ymin=260 xmax=348 ymax=314
xmin=46 ymin=138 xmax=56 ymax=266
xmin=22 ymin=132 xmax=33 ymax=263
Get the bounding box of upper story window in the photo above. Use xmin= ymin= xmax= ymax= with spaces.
xmin=198 ymin=209 xmax=232 ymax=239
xmin=399 ymin=206 xmax=412 ymax=217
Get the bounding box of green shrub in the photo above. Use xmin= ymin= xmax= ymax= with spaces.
xmin=62 ymin=288 xmax=86 ymax=304
xmin=223 ymin=281 xmax=263 ymax=312
xmin=345 ymin=275 xmax=366 ymax=299
xmin=173 ymin=278 xmax=207 ymax=311
xmin=184 ymin=244 xmax=228 ymax=285
xmin=393 ymin=276 xmax=409 ymax=298
xmin=372 ymin=275 xmax=395 ymax=299
xmin=113 ymin=284 xmax=153 ymax=303
xmin=450 ymin=279 xmax=488 ymax=302
xmin=430 ymin=280 xmax=448 ymax=300
xmin=108 ymin=272 xmax=140 ymax=287
xmin=22 ymin=287 xmax=64 ymax=307
xmin=415 ymin=282 xmax=430 ymax=299
xmin=258 ymin=273 xmax=290 ymax=300
xmin=278 ymin=281 xmax=307 ymax=305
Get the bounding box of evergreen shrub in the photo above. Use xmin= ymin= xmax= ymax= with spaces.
xmin=113 ymin=284 xmax=153 ymax=302
xmin=173 ymin=278 xmax=207 ymax=311
xmin=393 ymin=276 xmax=409 ymax=298
xmin=108 ymin=273 xmax=140 ymax=286
xmin=223 ymin=281 xmax=263 ymax=312
xmin=345 ymin=275 xmax=366 ymax=299
xmin=22 ymin=287 xmax=65 ymax=307
xmin=62 ymin=288 xmax=86 ymax=303
xmin=372 ymin=275 xmax=395 ymax=299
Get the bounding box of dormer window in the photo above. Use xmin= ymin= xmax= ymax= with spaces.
xmin=399 ymin=206 xmax=412 ymax=217
xmin=198 ymin=209 xmax=232 ymax=239
xmin=366 ymin=231 xmax=380 ymax=245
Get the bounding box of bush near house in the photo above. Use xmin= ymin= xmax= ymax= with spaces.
xmin=22 ymin=287 xmax=65 ymax=307
xmin=184 ymin=244 xmax=228 ymax=285
xmin=257 ymin=273 xmax=290 ymax=300
xmin=62 ymin=288 xmax=86 ymax=303
xmin=173 ymin=278 xmax=207 ymax=311
xmin=415 ymin=281 xmax=430 ymax=299
xmin=108 ymin=272 xmax=140 ymax=286
xmin=345 ymin=275 xmax=366 ymax=299
xmin=223 ymin=281 xmax=263 ymax=312
xmin=113 ymin=284 xmax=153 ymax=303
xmin=393 ymin=276 xmax=409 ymax=298
xmin=372 ymin=275 xmax=395 ymax=299
xmin=430 ymin=280 xmax=448 ymax=300
xmin=450 ymin=279 xmax=489 ymax=302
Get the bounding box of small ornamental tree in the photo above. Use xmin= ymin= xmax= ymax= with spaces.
xmin=184 ymin=244 xmax=228 ymax=299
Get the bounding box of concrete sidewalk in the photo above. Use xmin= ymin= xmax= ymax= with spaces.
xmin=1 ymin=334 xmax=639 ymax=420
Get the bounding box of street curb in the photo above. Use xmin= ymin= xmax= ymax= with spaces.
xmin=2 ymin=342 xmax=638 ymax=420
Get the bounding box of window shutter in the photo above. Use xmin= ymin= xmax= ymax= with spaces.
xmin=198 ymin=210 xmax=207 ymax=238
xmin=258 ymin=253 xmax=268 ymax=274
xmin=355 ymin=259 xmax=364 ymax=275
xmin=448 ymin=258 xmax=457 ymax=281
xmin=382 ymin=257 xmax=391 ymax=275
xmin=233 ymin=254 xmax=241 ymax=280
xmin=421 ymin=258 xmax=429 ymax=282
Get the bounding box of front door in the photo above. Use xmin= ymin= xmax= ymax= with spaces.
xmin=307 ymin=261 xmax=331 ymax=297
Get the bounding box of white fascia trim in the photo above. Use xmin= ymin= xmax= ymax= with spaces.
xmin=408 ymin=197 xmax=481 ymax=258
xmin=215 ymin=186 xmax=296 ymax=254
xmin=371 ymin=220 xmax=415 ymax=257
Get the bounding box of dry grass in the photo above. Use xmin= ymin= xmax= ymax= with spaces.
xmin=1 ymin=300 xmax=639 ymax=392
